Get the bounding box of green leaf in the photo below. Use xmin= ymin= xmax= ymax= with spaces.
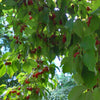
xmin=0 ymin=65 xmax=6 ymax=78
xmin=91 ymin=7 xmax=100 ymax=16
xmin=78 ymin=91 xmax=93 ymax=100
xmin=89 ymin=15 xmax=100 ymax=32
xmin=7 ymin=67 xmax=14 ymax=77
xmin=68 ymin=86 xmax=87 ymax=100
xmin=5 ymin=0 xmax=16 ymax=6
xmin=16 ymin=72 xmax=26 ymax=84
xmin=12 ymin=61 xmax=18 ymax=73
xmin=81 ymin=66 xmax=97 ymax=88
xmin=23 ymin=59 xmax=37 ymax=73
xmin=80 ymin=36 xmax=95 ymax=51
xmin=72 ymin=73 xmax=84 ymax=85
xmin=92 ymin=0 xmax=100 ymax=10
xmin=73 ymin=19 xmax=92 ymax=38
xmin=0 ymin=84 xmax=6 ymax=95
xmin=83 ymin=50 xmax=97 ymax=72
xmin=73 ymin=19 xmax=85 ymax=38
xmin=62 ymin=57 xmax=74 ymax=73
xmin=2 ymin=52 xmax=11 ymax=60
xmin=93 ymin=88 xmax=100 ymax=100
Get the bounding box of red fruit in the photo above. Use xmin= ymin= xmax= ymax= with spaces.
xmin=14 ymin=36 xmax=16 ymax=39
xmin=28 ymin=0 xmax=33 ymax=5
xmin=26 ymin=95 xmax=30 ymax=100
xmin=87 ymin=16 xmax=92 ymax=27
xmin=37 ymin=34 xmax=42 ymax=39
xmin=59 ymin=19 xmax=62 ymax=25
xmin=71 ymin=5 xmax=74 ymax=8
xmin=18 ymin=54 xmax=21 ymax=59
xmin=42 ymin=68 xmax=46 ymax=72
xmin=50 ymin=34 xmax=56 ymax=39
xmin=31 ymin=49 xmax=36 ymax=53
xmin=20 ymin=29 xmax=23 ymax=33
xmin=28 ymin=11 xmax=31 ymax=15
xmin=18 ymin=56 xmax=20 ymax=59
xmin=25 ymin=79 xmax=30 ymax=84
xmin=86 ymin=6 xmax=91 ymax=11
xmin=8 ymin=62 xmax=11 ymax=65
xmin=11 ymin=90 xmax=16 ymax=93
xmin=9 ymin=91 xmax=11 ymax=94
xmin=36 ymin=59 xmax=39 ymax=63
xmin=5 ymin=62 xmax=11 ymax=65
xmin=16 ymin=40 xmax=19 ymax=44
xmin=88 ymin=16 xmax=92 ymax=20
xmin=38 ymin=7 xmax=43 ymax=12
xmin=36 ymin=88 xmax=40 ymax=94
xmin=40 ymin=71 xmax=43 ymax=74
xmin=32 ymin=74 xmax=35 ymax=77
xmin=16 ymin=36 xmax=18 ymax=40
xmin=42 ymin=67 xmax=49 ymax=72
xmin=19 ymin=42 xmax=22 ymax=44
xmin=37 ymin=64 xmax=40 ymax=68
xmin=34 ymin=48 xmax=37 ymax=52
xmin=38 ymin=46 xmax=41 ymax=50
xmin=45 ymin=66 xmax=49 ymax=72
xmin=93 ymin=85 xmax=97 ymax=89
xmin=18 ymin=87 xmax=21 ymax=90
xmin=29 ymin=16 xmax=32 ymax=20
xmin=23 ymin=59 xmax=25 ymax=62
xmin=17 ymin=92 xmax=20 ymax=95
xmin=27 ymin=87 xmax=33 ymax=91
xmin=24 ymin=25 xmax=27 ymax=27
xmin=35 ymin=73 xmax=39 ymax=78
xmin=95 ymin=40 xmax=100 ymax=45
xmin=21 ymin=26 xmax=25 ymax=30
xmin=52 ymin=13 xmax=56 ymax=19
xmin=74 ymin=52 xmax=80 ymax=58
xmin=62 ymin=35 xmax=66 ymax=43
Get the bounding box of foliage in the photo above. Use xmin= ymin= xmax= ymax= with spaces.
xmin=48 ymin=73 xmax=76 ymax=100
xmin=0 ymin=0 xmax=100 ymax=100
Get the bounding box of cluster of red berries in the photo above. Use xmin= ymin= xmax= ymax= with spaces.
xmin=73 ymin=52 xmax=80 ymax=58
xmin=95 ymin=40 xmax=100 ymax=45
xmin=32 ymin=66 xmax=49 ymax=78
xmin=38 ymin=6 xmax=44 ymax=12
xmin=27 ymin=87 xmax=33 ymax=91
xmin=86 ymin=6 xmax=91 ymax=11
xmin=62 ymin=34 xmax=66 ymax=43
xmin=28 ymin=11 xmax=33 ymax=20
xmin=18 ymin=54 xmax=21 ymax=59
xmin=49 ymin=13 xmax=62 ymax=25
xmin=20 ymin=24 xmax=27 ymax=33
xmin=37 ymin=33 xmax=66 ymax=45
xmin=87 ymin=16 xmax=92 ymax=27
xmin=25 ymin=79 xmax=30 ymax=84
xmin=9 ymin=90 xmax=20 ymax=96
xmin=36 ymin=59 xmax=43 ymax=64
xmin=5 ymin=62 xmax=11 ymax=65
xmin=24 ymin=0 xmax=33 ymax=6
xmin=31 ymin=46 xmax=41 ymax=54
xmin=25 ymin=88 xmax=40 ymax=99
xmin=49 ymin=13 xmax=56 ymax=25
xmin=13 ymin=36 xmax=22 ymax=44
